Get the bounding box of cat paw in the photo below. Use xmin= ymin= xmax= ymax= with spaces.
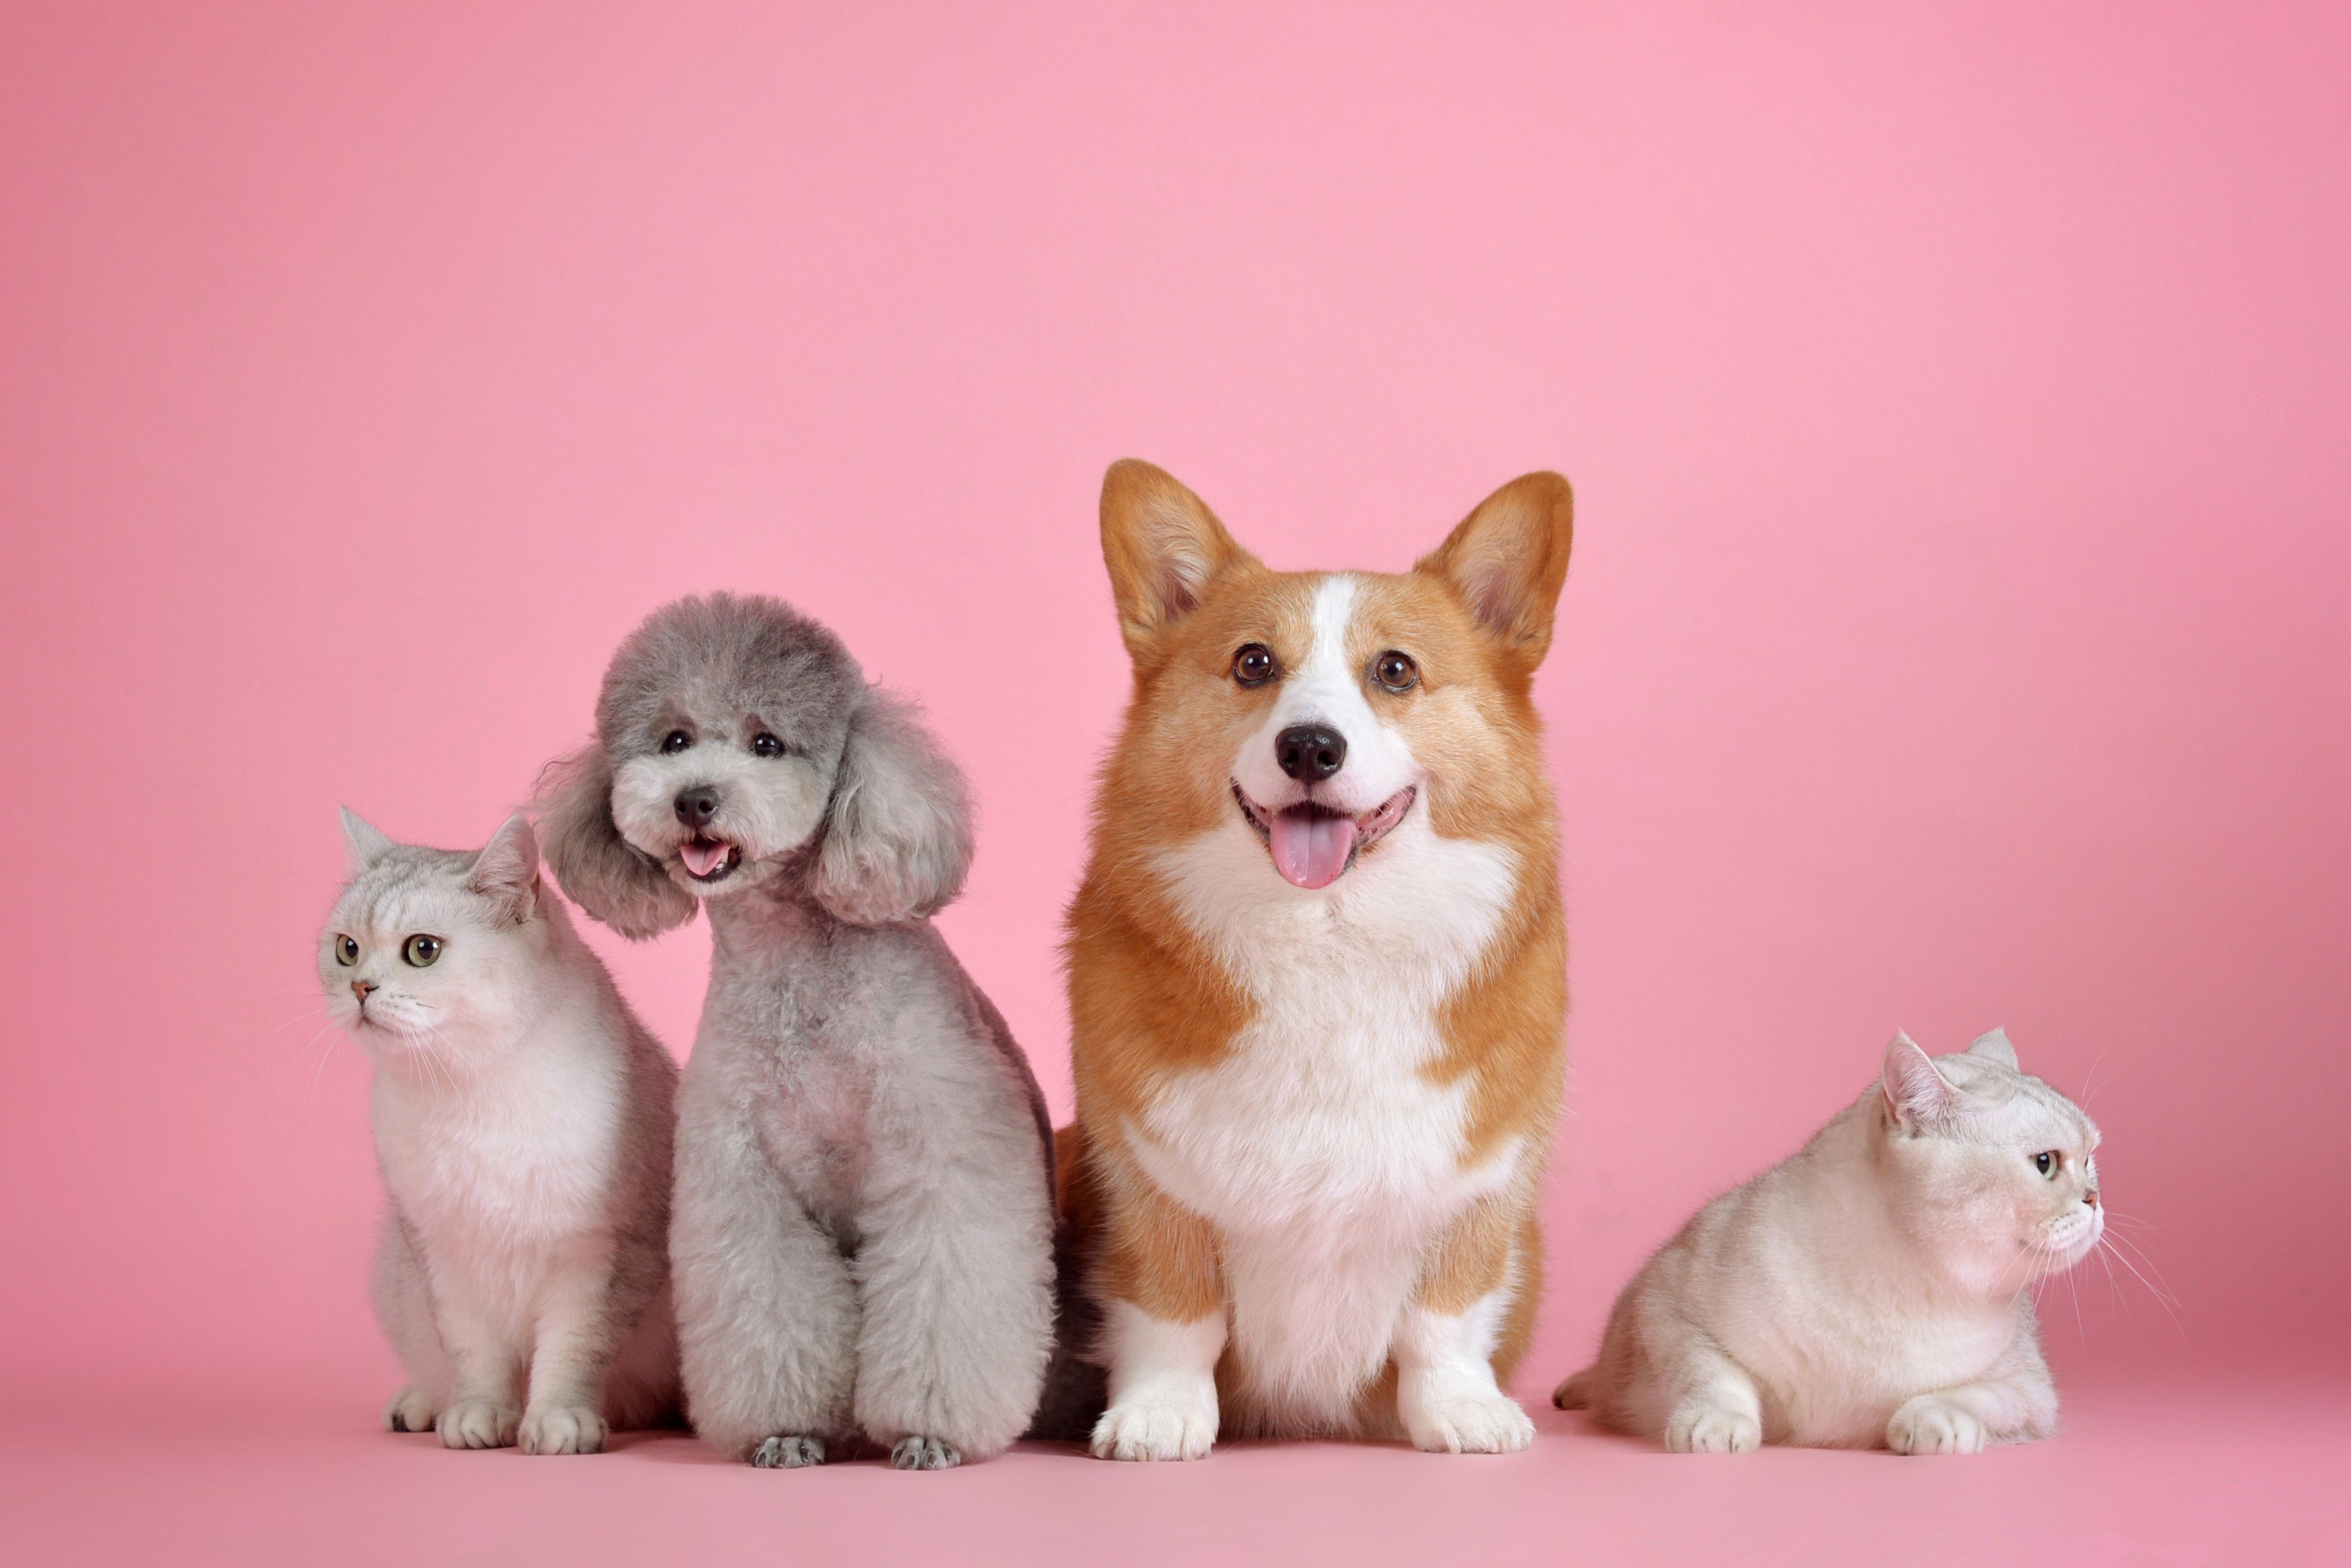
xmin=751 ymin=1435 xmax=826 ymax=1469
xmin=1404 ymin=1391 xmax=1536 ymax=1454
xmin=437 ymin=1399 xmax=521 ymax=1450
xmin=1665 ymin=1399 xmax=1761 ymax=1454
xmin=1888 ymin=1396 xmax=1987 ymax=1455
xmin=1090 ymin=1398 xmax=1217 ymax=1462
xmin=383 ymin=1387 xmax=438 ymax=1434
xmin=889 ymin=1435 xmax=962 ymax=1470
xmin=519 ymin=1405 xmax=607 ymax=1456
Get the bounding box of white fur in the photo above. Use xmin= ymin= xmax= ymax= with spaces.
xmin=1127 ymin=572 xmax=1529 ymax=1440
xmin=1088 ymin=1305 xmax=1227 ymax=1461
xmin=1395 ymin=1281 xmax=1535 ymax=1453
xmin=1562 ymin=1031 xmax=2099 ymax=1453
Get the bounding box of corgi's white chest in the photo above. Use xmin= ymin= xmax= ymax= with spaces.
xmin=1140 ymin=815 xmax=1522 ymax=1425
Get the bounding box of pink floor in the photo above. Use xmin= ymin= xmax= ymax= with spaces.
xmin=6 ymin=1374 xmax=2340 ymax=1566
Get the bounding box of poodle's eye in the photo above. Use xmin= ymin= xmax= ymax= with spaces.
xmin=751 ymin=732 xmax=784 ymax=758
xmin=1233 ymin=644 xmax=1277 ymax=686
xmin=402 ymin=934 xmax=442 ymax=968
xmin=1373 ymin=651 xmax=1419 ymax=693
xmin=661 ymin=731 xmax=694 ymax=755
xmin=2033 ymin=1151 xmax=2060 ymax=1178
xmin=334 ymin=935 xmax=359 ymax=966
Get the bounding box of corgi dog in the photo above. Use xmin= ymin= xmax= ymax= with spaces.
xmin=1060 ymin=460 xmax=1573 ymax=1459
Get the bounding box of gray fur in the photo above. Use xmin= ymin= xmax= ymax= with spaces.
xmin=321 ymin=812 xmax=681 ymax=1453
xmin=541 ymin=594 xmax=1057 ymax=1466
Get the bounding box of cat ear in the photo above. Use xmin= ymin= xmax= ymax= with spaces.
xmin=533 ymin=743 xmax=696 ymax=940
xmin=1099 ymin=460 xmax=1258 ymax=660
xmin=1414 ymin=471 xmax=1575 ymax=672
xmin=809 ymin=684 xmax=974 ymax=926
xmin=340 ymin=807 xmax=395 ymax=872
xmin=1965 ymin=1027 xmax=2018 ymax=1068
xmin=466 ymin=813 xmax=540 ymax=924
xmin=1881 ymin=1031 xmax=1958 ymax=1131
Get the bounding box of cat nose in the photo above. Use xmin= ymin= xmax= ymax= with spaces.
xmin=350 ymin=980 xmax=376 ymax=1001
xmin=2083 ymin=1189 xmax=2099 ymax=1208
xmin=674 ymin=786 xmax=722 ymax=826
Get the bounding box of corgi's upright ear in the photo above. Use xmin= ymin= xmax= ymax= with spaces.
xmin=1416 ymin=471 xmax=1575 ymax=672
xmin=1099 ymin=459 xmax=1258 ymax=659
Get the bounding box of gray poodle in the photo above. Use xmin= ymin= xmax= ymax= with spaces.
xmin=538 ymin=593 xmax=1057 ymax=1469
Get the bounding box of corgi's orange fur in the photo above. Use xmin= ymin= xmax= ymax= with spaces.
xmin=1062 ymin=460 xmax=1573 ymax=1458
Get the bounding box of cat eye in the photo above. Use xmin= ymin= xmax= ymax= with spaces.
xmin=402 ymin=934 xmax=443 ymax=968
xmin=2033 ymin=1151 xmax=2061 ymax=1178
xmin=661 ymin=730 xmax=694 ymax=754
xmin=1233 ymin=644 xmax=1277 ymax=686
xmin=1373 ymin=651 xmax=1419 ymax=693
xmin=334 ymin=934 xmax=359 ymax=966
xmin=751 ymin=732 xmax=785 ymax=758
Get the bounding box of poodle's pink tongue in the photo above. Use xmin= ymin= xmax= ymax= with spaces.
xmin=679 ymin=839 xmax=728 ymax=877
xmin=1269 ymin=812 xmax=1357 ymax=889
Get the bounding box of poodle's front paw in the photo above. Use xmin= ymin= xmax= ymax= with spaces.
xmin=383 ymin=1386 xmax=438 ymax=1434
xmin=1404 ymin=1389 xmax=1536 ymax=1455
xmin=1665 ymin=1397 xmax=1761 ymax=1454
xmin=437 ymin=1399 xmax=521 ymax=1450
xmin=889 ymin=1435 xmax=962 ymax=1470
xmin=751 ymin=1434 xmax=826 ymax=1469
xmin=1888 ymin=1396 xmax=1987 ymax=1456
xmin=1090 ymin=1397 xmax=1217 ymax=1462
xmin=519 ymin=1405 xmax=607 ymax=1455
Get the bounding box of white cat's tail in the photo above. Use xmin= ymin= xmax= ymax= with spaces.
xmin=1552 ymin=1368 xmax=1594 ymax=1410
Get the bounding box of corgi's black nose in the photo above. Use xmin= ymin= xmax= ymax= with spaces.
xmin=675 ymin=786 xmax=722 ymax=826
xmin=1276 ymin=724 xmax=1347 ymax=782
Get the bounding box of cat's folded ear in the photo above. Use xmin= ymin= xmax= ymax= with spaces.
xmin=1882 ymin=1030 xmax=1958 ymax=1131
xmin=533 ymin=744 xmax=696 ymax=940
xmin=340 ymin=807 xmax=395 ymax=873
xmin=467 ymin=813 xmax=541 ymax=926
xmin=1965 ymin=1027 xmax=2018 ymax=1068
xmin=808 ymin=685 xmax=974 ymax=926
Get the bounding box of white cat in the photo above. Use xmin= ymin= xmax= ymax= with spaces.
xmin=1555 ymin=1028 xmax=2102 ymax=1454
xmin=320 ymin=810 xmax=680 ymax=1453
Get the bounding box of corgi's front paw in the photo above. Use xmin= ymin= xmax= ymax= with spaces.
xmin=1405 ymin=1389 xmax=1536 ymax=1454
xmin=383 ymin=1386 xmax=438 ymax=1434
xmin=520 ymin=1405 xmax=607 ymax=1455
xmin=1888 ymin=1396 xmax=1987 ymax=1455
xmin=1665 ymin=1397 xmax=1761 ymax=1454
xmin=1090 ymin=1397 xmax=1217 ymax=1462
xmin=437 ymin=1399 xmax=521 ymax=1450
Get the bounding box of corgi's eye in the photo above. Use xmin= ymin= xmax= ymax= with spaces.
xmin=1233 ymin=644 xmax=1277 ymax=686
xmin=662 ymin=731 xmax=694 ymax=754
xmin=334 ymin=935 xmax=359 ymax=966
xmin=2033 ymin=1151 xmax=2060 ymax=1178
xmin=403 ymin=934 xmax=443 ymax=967
xmin=751 ymin=732 xmax=784 ymax=758
xmin=1373 ymin=651 xmax=1419 ymax=692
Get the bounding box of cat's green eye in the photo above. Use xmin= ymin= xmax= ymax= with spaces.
xmin=334 ymin=935 xmax=359 ymax=966
xmin=402 ymin=934 xmax=443 ymax=968
xmin=2033 ymin=1151 xmax=2060 ymax=1178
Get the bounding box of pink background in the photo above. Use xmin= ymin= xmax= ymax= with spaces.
xmin=4 ymin=4 xmax=2345 ymax=1563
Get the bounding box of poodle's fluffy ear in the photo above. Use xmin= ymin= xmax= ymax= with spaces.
xmin=533 ymin=743 xmax=695 ymax=940
xmin=809 ymin=686 xmax=974 ymax=926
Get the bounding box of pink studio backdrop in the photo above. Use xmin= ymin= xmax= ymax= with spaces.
xmin=4 ymin=0 xmax=2347 ymax=1460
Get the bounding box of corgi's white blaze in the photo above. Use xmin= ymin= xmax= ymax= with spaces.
xmin=1230 ymin=574 xmax=1419 ymax=817
xmin=1138 ymin=580 xmax=1525 ymax=1432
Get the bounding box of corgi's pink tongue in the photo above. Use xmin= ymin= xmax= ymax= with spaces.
xmin=679 ymin=839 xmax=728 ymax=877
xmin=1269 ymin=812 xmax=1357 ymax=889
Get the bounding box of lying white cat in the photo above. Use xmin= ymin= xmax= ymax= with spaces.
xmin=1555 ymin=1028 xmax=2102 ymax=1454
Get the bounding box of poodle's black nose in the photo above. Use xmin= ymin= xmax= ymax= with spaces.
xmin=1276 ymin=723 xmax=1347 ymax=782
xmin=675 ymin=786 xmax=722 ymax=826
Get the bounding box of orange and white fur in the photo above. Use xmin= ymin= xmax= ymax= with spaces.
xmin=1060 ymin=460 xmax=1573 ymax=1459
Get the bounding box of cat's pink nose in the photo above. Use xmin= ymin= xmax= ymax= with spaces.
xmin=351 ymin=980 xmax=376 ymax=1001
xmin=2083 ymin=1189 xmax=2099 ymax=1208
